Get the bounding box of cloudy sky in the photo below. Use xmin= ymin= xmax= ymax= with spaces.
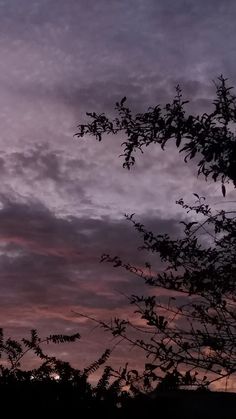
xmin=0 ymin=0 xmax=236 ymax=381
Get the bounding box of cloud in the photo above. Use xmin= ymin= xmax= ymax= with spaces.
xmin=0 ymin=190 xmax=185 ymax=371
xmin=0 ymin=193 xmax=180 ymax=311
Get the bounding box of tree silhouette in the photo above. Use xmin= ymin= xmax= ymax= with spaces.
xmin=75 ymin=76 xmax=236 ymax=390
xmin=75 ymin=75 xmax=236 ymax=194
xmin=0 ymin=328 xmax=81 ymax=382
xmin=0 ymin=328 xmax=120 ymax=412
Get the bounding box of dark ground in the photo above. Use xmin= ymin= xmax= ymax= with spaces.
xmin=1 ymin=384 xmax=236 ymax=418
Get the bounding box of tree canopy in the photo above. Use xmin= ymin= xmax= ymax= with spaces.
xmin=75 ymin=76 xmax=236 ymax=391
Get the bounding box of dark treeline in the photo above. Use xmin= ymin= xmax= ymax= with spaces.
xmin=1 ymin=380 xmax=236 ymax=418
xmin=1 ymin=328 xmax=236 ymax=417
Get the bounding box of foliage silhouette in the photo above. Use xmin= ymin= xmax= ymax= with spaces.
xmin=0 ymin=328 xmax=122 ymax=414
xmin=75 ymin=75 xmax=236 ymax=194
xmin=75 ymin=76 xmax=236 ymax=391
xmin=0 ymin=328 xmax=81 ymax=382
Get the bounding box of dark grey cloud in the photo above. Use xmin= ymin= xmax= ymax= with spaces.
xmin=0 ymin=194 xmax=180 ymax=311
xmin=1 ymin=0 xmax=236 ymax=118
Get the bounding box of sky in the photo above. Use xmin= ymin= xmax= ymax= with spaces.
xmin=0 ymin=0 xmax=236 ymax=387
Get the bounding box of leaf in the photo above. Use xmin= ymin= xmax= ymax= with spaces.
xmin=121 ymin=96 xmax=127 ymax=106
xmin=145 ymin=363 xmax=158 ymax=371
xmin=47 ymin=333 xmax=80 ymax=344
xmin=176 ymin=134 xmax=181 ymax=148
xmin=222 ymin=183 xmax=226 ymax=197
xmin=83 ymin=349 xmax=111 ymax=376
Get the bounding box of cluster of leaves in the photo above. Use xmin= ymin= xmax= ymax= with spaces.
xmin=75 ymin=76 xmax=236 ymax=194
